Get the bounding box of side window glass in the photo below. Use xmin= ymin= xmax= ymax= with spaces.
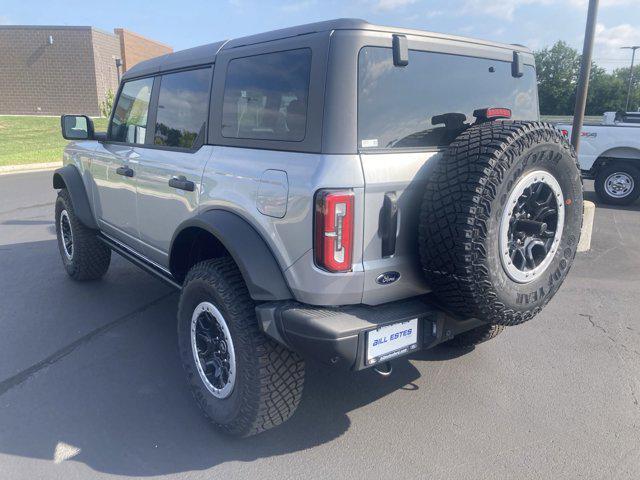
xmin=154 ymin=68 xmax=212 ymax=149
xmin=222 ymin=49 xmax=311 ymax=142
xmin=109 ymin=77 xmax=153 ymax=144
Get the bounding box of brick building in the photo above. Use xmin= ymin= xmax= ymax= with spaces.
xmin=0 ymin=26 xmax=172 ymax=116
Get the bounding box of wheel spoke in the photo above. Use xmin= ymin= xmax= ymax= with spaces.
xmin=524 ymin=247 xmax=536 ymax=270
xmin=191 ymin=303 xmax=236 ymax=398
xmin=501 ymin=173 xmax=564 ymax=282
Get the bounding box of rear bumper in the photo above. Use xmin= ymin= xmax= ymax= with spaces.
xmin=255 ymin=296 xmax=484 ymax=370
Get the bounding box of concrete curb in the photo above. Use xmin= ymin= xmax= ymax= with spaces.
xmin=0 ymin=162 xmax=62 ymax=176
xmin=577 ymin=201 xmax=596 ymax=253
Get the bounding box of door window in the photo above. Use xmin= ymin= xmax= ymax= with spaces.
xmin=109 ymin=77 xmax=154 ymax=144
xmin=154 ymin=68 xmax=212 ymax=149
xmin=221 ymin=49 xmax=311 ymax=142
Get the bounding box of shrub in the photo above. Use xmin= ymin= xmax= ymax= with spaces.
xmin=99 ymin=89 xmax=115 ymax=118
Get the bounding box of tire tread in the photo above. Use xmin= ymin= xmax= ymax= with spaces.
xmin=179 ymin=257 xmax=304 ymax=437
xmin=418 ymin=121 xmax=581 ymax=326
xmin=56 ymin=189 xmax=110 ymax=280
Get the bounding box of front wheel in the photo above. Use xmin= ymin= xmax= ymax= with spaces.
xmin=594 ymin=163 xmax=640 ymax=205
xmin=55 ymin=189 xmax=111 ymax=280
xmin=177 ymin=257 xmax=305 ymax=437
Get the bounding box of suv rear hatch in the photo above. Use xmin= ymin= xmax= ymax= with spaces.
xmin=357 ymin=45 xmax=540 ymax=304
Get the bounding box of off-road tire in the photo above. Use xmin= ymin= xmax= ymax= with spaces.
xmin=177 ymin=257 xmax=305 ymax=437
xmin=594 ymin=163 xmax=640 ymax=206
xmin=55 ymin=188 xmax=111 ymax=280
xmin=419 ymin=121 xmax=583 ymax=326
xmin=447 ymin=324 xmax=506 ymax=349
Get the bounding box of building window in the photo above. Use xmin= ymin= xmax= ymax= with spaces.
xmin=154 ymin=68 xmax=212 ymax=149
xmin=222 ymin=49 xmax=312 ymax=142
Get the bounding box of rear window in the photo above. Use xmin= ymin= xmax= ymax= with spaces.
xmin=221 ymin=49 xmax=311 ymax=142
xmin=619 ymin=112 xmax=640 ymax=124
xmin=358 ymin=47 xmax=539 ymax=150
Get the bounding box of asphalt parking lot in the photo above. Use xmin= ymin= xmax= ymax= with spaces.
xmin=0 ymin=170 xmax=638 ymax=479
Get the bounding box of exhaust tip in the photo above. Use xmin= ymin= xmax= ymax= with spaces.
xmin=373 ymin=361 xmax=393 ymax=377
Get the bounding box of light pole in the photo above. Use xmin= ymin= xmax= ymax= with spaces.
xmin=115 ymin=58 xmax=123 ymax=83
xmin=621 ymin=46 xmax=639 ymax=112
xmin=571 ymin=0 xmax=599 ymax=152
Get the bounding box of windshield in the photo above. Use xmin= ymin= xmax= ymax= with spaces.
xmin=358 ymin=47 xmax=539 ymax=150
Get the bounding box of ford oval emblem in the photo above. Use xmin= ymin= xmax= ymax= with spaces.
xmin=376 ymin=271 xmax=401 ymax=285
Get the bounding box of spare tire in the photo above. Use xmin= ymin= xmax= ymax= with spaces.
xmin=419 ymin=121 xmax=583 ymax=326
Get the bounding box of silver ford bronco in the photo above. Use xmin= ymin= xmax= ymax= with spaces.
xmin=54 ymin=19 xmax=583 ymax=437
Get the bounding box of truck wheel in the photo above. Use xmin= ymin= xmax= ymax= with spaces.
xmin=177 ymin=257 xmax=305 ymax=437
xmin=55 ymin=188 xmax=111 ymax=280
xmin=594 ymin=163 xmax=640 ymax=205
xmin=447 ymin=324 xmax=505 ymax=349
xmin=419 ymin=121 xmax=583 ymax=326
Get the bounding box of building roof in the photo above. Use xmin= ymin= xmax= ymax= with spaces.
xmin=121 ymin=41 xmax=224 ymax=80
xmin=0 ymin=24 xmax=117 ymax=37
xmin=122 ymin=18 xmax=531 ymax=80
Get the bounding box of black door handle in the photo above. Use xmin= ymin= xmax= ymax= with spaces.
xmin=116 ymin=166 xmax=134 ymax=177
xmin=169 ymin=176 xmax=195 ymax=192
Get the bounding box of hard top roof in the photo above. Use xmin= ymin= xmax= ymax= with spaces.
xmin=122 ymin=18 xmax=531 ymax=81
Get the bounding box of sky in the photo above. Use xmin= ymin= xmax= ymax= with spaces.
xmin=2 ymin=0 xmax=639 ymax=71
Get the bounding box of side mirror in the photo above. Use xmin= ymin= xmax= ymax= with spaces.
xmin=61 ymin=115 xmax=95 ymax=140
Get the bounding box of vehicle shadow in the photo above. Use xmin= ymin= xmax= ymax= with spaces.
xmin=0 ymin=238 xmax=425 ymax=477
xmin=412 ymin=343 xmax=475 ymax=361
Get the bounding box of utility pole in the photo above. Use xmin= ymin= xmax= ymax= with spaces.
xmin=622 ymin=46 xmax=639 ymax=112
xmin=571 ymin=0 xmax=599 ymax=152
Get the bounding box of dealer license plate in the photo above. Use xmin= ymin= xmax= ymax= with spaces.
xmin=366 ymin=318 xmax=419 ymax=365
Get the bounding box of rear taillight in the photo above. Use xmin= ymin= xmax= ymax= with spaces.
xmin=473 ymin=107 xmax=512 ymax=121
xmin=314 ymin=190 xmax=354 ymax=273
xmin=485 ymin=107 xmax=512 ymax=119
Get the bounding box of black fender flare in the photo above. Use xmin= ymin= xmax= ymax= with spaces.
xmin=52 ymin=164 xmax=98 ymax=229
xmin=170 ymin=210 xmax=292 ymax=302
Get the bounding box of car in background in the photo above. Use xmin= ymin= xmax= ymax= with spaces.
xmin=558 ymin=112 xmax=640 ymax=205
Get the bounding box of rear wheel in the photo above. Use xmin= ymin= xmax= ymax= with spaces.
xmin=594 ymin=163 xmax=640 ymax=205
xmin=177 ymin=257 xmax=305 ymax=437
xmin=419 ymin=121 xmax=583 ymax=326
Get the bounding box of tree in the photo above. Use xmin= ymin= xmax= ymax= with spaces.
xmin=534 ymin=41 xmax=580 ymax=115
xmin=99 ymin=89 xmax=115 ymax=118
xmin=534 ymin=41 xmax=640 ymax=115
xmin=612 ymin=64 xmax=640 ymax=112
xmin=585 ymin=65 xmax=626 ymax=115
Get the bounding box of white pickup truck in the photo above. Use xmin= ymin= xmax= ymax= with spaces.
xmin=558 ymin=112 xmax=640 ymax=205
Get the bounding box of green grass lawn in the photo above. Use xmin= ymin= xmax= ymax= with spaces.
xmin=0 ymin=115 xmax=108 ymax=167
